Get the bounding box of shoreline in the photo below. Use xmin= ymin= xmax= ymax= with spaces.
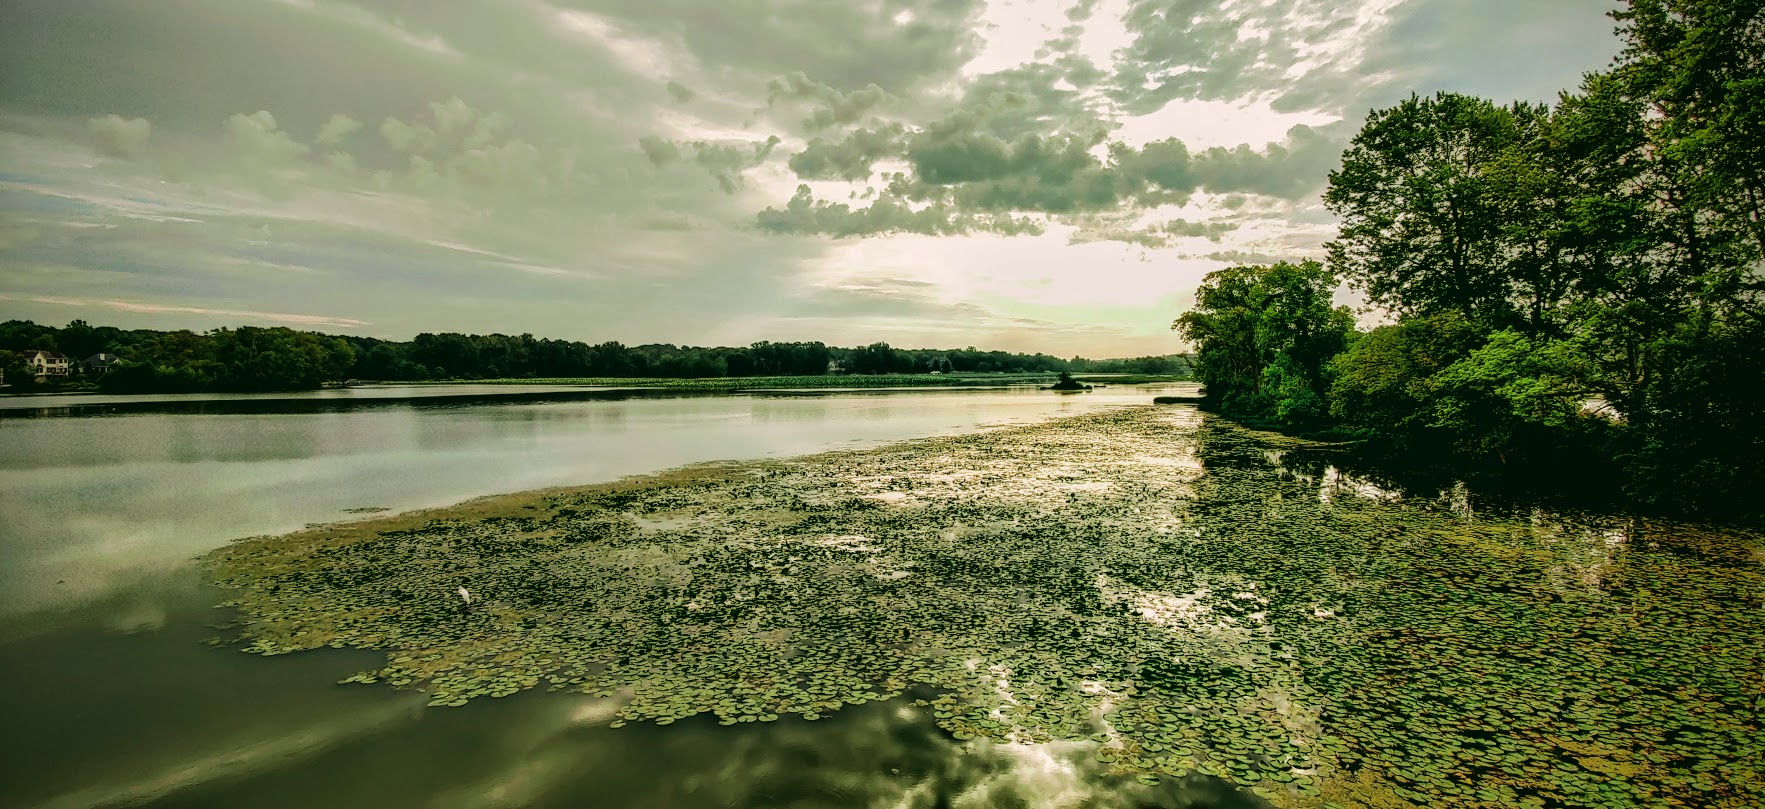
xmin=0 ymin=373 xmax=1191 ymax=396
xmin=0 ymin=380 xmax=1198 ymax=418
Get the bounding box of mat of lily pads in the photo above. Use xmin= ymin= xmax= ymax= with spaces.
xmin=205 ymin=406 xmax=1765 ymax=808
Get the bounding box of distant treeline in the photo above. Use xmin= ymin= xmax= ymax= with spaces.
xmin=0 ymin=319 xmax=1189 ymax=394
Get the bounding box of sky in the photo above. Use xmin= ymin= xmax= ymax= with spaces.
xmin=0 ymin=0 xmax=1623 ymax=357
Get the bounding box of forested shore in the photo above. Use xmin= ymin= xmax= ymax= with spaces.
xmin=0 ymin=318 xmax=1188 ymax=394
xmin=1175 ymin=2 xmax=1762 ymax=520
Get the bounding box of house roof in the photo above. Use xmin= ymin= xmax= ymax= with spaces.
xmin=22 ymin=350 xmax=69 ymax=360
xmin=86 ymin=353 xmax=119 ymax=364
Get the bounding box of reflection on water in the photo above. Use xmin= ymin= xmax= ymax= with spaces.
xmin=0 ymin=383 xmax=644 ymax=413
xmin=0 ymin=386 xmax=1183 ymax=620
xmin=1316 ymin=466 xmax=1402 ymax=504
xmin=1265 ymin=442 xmax=1706 ymax=602
xmin=1 ymin=584 xmax=1262 ymax=809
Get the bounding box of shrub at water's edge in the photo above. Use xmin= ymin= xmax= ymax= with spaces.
xmin=1173 ymin=260 xmax=1352 ymax=434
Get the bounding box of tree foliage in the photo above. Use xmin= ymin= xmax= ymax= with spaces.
xmin=1173 ymin=260 xmax=1353 ymax=427
xmin=1325 ymin=93 xmax=1530 ymax=322
xmin=1186 ymin=0 xmax=1763 ymax=518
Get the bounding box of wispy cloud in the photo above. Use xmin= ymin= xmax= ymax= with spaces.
xmin=0 ymin=295 xmax=371 ymax=329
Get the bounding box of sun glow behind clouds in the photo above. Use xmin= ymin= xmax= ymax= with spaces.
xmin=962 ymin=1 xmax=1068 ymax=77
xmin=1114 ymin=98 xmax=1340 ymax=150
xmin=554 ymin=8 xmax=676 ymax=77
xmin=811 ymin=229 xmax=1213 ymax=323
xmin=962 ymin=0 xmax=1138 ymax=78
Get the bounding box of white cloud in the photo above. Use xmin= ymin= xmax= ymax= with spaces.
xmin=267 ymin=0 xmax=461 ymax=58
xmin=961 ymin=0 xmax=1072 ymax=77
xmin=554 ymin=9 xmax=678 ymax=78
xmin=314 ymin=113 xmax=362 ymax=147
xmin=87 ymin=114 xmax=152 ymax=158
xmin=225 ymin=111 xmax=308 ymax=164
xmin=0 ymin=294 xmax=370 ymax=328
xmin=1113 ymin=97 xmax=1339 ymax=150
xmin=378 ymin=116 xmax=436 ymax=154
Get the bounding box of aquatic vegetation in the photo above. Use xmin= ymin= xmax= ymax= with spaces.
xmin=1045 ymin=372 xmax=1093 ymax=391
xmin=205 ymin=407 xmax=1765 ymax=808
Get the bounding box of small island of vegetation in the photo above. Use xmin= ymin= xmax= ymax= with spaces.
xmin=1043 ymin=371 xmax=1093 ymax=391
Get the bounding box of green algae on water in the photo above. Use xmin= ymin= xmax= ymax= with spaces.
xmin=203 ymin=407 xmax=1765 ymax=808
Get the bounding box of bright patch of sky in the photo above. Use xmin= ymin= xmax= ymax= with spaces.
xmin=1114 ymin=98 xmax=1340 ymax=150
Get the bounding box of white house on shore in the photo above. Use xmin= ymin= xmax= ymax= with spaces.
xmin=22 ymin=350 xmax=70 ymax=381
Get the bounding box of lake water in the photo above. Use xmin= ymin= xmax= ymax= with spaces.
xmin=0 ymin=384 xmax=1189 ymax=622
xmin=6 ymin=383 xmax=1758 ymax=809
xmin=0 ymin=383 xmax=1250 ymax=809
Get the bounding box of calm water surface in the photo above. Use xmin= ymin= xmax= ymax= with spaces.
xmin=0 ymin=384 xmax=1188 ymax=620
xmin=0 ymin=384 xmax=1256 ymax=809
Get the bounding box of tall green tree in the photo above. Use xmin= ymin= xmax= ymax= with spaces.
xmin=1325 ymin=93 xmax=1528 ymax=322
xmin=1615 ymin=0 xmax=1765 ymax=264
xmin=1550 ymin=1 xmax=1764 ymax=441
xmin=1173 ymin=260 xmax=1353 ymax=426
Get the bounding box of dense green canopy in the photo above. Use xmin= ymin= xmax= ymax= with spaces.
xmin=1178 ymin=0 xmax=1764 ymax=519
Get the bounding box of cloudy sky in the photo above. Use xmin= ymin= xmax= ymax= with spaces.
xmin=0 ymin=0 xmax=1620 ymax=356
